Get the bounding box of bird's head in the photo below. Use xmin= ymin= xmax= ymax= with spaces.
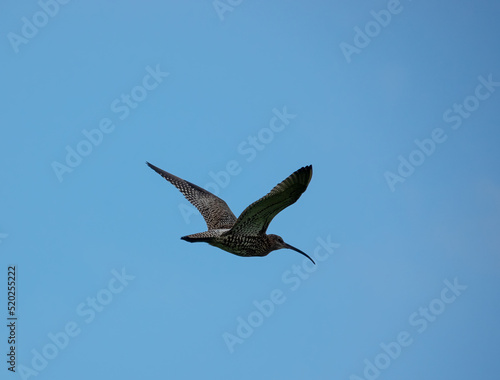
xmin=268 ymin=234 xmax=315 ymax=264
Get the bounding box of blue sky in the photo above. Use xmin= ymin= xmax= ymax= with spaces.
xmin=1 ymin=1 xmax=499 ymax=379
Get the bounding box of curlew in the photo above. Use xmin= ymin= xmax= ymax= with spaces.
xmin=146 ymin=162 xmax=315 ymax=264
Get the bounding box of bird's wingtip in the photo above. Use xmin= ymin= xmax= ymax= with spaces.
xmin=298 ymin=165 xmax=313 ymax=181
xmin=146 ymin=161 xmax=158 ymax=171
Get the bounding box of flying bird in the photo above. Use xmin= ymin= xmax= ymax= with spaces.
xmin=147 ymin=162 xmax=315 ymax=264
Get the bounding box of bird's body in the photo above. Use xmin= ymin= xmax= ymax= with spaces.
xmin=182 ymin=230 xmax=282 ymax=257
xmin=147 ymin=162 xmax=315 ymax=264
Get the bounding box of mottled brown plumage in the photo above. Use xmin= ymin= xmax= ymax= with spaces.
xmin=147 ymin=162 xmax=314 ymax=264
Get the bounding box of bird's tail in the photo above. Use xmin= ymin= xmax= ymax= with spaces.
xmin=181 ymin=235 xmax=208 ymax=243
xmin=181 ymin=232 xmax=215 ymax=243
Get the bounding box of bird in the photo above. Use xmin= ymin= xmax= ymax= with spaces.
xmin=146 ymin=162 xmax=315 ymax=264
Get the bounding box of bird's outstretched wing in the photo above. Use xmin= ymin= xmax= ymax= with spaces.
xmin=146 ymin=162 xmax=237 ymax=230
xmin=229 ymin=165 xmax=312 ymax=236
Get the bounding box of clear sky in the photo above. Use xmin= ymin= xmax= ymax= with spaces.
xmin=1 ymin=1 xmax=499 ymax=379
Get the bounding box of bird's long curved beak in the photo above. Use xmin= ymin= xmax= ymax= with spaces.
xmin=284 ymin=243 xmax=316 ymax=265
